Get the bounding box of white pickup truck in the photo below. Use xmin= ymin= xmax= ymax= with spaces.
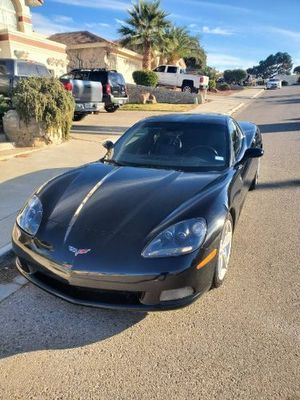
xmin=153 ymin=65 xmax=209 ymax=93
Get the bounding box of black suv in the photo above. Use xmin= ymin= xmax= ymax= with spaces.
xmin=69 ymin=69 xmax=128 ymax=112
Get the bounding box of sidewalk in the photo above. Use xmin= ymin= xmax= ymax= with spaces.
xmin=0 ymin=86 xmax=264 ymax=254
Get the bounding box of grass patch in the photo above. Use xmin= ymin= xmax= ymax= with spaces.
xmin=121 ymin=103 xmax=198 ymax=112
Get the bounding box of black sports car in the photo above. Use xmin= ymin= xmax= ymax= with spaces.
xmin=13 ymin=114 xmax=263 ymax=311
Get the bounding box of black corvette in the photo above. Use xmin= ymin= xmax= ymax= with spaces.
xmin=13 ymin=114 xmax=263 ymax=311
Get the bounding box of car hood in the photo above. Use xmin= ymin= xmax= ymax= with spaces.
xmin=36 ymin=162 xmax=223 ymax=271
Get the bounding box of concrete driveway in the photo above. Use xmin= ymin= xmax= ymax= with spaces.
xmin=0 ymin=86 xmax=299 ymax=399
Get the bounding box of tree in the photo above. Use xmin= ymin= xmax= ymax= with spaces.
xmin=200 ymin=66 xmax=219 ymax=80
xmin=293 ymin=66 xmax=300 ymax=74
xmin=118 ymin=0 xmax=170 ymax=70
xmin=159 ymin=26 xmax=206 ymax=66
xmin=224 ymin=69 xmax=247 ymax=84
xmin=247 ymin=52 xmax=293 ymax=79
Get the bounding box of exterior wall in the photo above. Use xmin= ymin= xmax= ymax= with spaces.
xmin=114 ymin=52 xmax=142 ymax=84
xmin=0 ymin=29 xmax=68 ymax=76
xmin=66 ymin=44 xmax=143 ymax=84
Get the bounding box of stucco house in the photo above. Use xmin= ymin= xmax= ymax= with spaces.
xmin=49 ymin=31 xmax=143 ymax=83
xmin=0 ymin=0 xmax=67 ymax=76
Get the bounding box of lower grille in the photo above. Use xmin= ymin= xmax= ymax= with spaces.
xmin=34 ymin=271 xmax=142 ymax=305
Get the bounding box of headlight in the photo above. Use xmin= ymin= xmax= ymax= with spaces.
xmin=17 ymin=195 xmax=43 ymax=236
xmin=142 ymin=218 xmax=207 ymax=258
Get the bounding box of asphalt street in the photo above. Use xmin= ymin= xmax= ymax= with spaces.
xmin=0 ymin=86 xmax=299 ymax=400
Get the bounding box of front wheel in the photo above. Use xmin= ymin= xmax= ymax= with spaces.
xmin=213 ymin=215 xmax=233 ymax=288
xmin=249 ymin=159 xmax=260 ymax=191
xmin=105 ymin=105 xmax=119 ymax=113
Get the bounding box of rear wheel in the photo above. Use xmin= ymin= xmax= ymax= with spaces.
xmin=73 ymin=114 xmax=86 ymax=122
xmin=181 ymin=84 xmax=193 ymax=93
xmin=105 ymin=105 xmax=119 ymax=113
xmin=213 ymin=215 xmax=233 ymax=288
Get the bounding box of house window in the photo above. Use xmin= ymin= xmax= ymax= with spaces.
xmin=0 ymin=0 xmax=18 ymax=31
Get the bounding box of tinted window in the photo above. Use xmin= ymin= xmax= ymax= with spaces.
xmin=154 ymin=66 xmax=166 ymax=72
xmin=110 ymin=121 xmax=229 ymax=172
xmin=17 ymin=62 xmax=49 ymax=77
xmin=109 ymin=72 xmax=125 ymax=86
xmin=229 ymin=120 xmax=243 ymax=156
xmin=74 ymin=71 xmax=90 ymax=80
xmin=167 ymin=66 xmax=178 ymax=73
xmin=89 ymin=71 xmax=107 ymax=84
xmin=0 ymin=61 xmax=10 ymax=75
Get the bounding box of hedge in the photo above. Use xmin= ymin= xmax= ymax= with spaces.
xmin=132 ymin=70 xmax=159 ymax=87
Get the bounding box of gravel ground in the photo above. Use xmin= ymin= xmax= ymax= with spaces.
xmin=0 ymin=251 xmax=17 ymax=283
xmin=0 ymin=86 xmax=299 ymax=400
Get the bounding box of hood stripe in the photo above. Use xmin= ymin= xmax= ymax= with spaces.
xmin=63 ymin=167 xmax=120 ymax=243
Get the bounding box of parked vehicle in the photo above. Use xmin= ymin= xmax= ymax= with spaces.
xmin=266 ymin=79 xmax=282 ymax=89
xmin=13 ymin=113 xmax=264 ymax=311
xmin=0 ymin=58 xmax=50 ymax=97
xmin=60 ymin=73 xmax=105 ymax=121
xmin=65 ymin=69 xmax=128 ymax=113
xmin=153 ymin=65 xmax=209 ymax=93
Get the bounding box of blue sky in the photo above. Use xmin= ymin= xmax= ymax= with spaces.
xmin=32 ymin=0 xmax=300 ymax=71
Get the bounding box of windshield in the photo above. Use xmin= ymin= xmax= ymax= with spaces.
xmin=108 ymin=121 xmax=229 ymax=172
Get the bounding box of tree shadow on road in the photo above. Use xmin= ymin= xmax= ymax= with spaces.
xmin=0 ymin=284 xmax=145 ymax=359
xmin=259 ymin=122 xmax=300 ymax=134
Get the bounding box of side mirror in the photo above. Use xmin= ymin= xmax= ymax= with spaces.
xmin=240 ymin=147 xmax=264 ymax=164
xmin=102 ymin=140 xmax=114 ymax=151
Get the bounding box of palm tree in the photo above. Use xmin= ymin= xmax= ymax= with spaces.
xmin=160 ymin=26 xmax=206 ymax=67
xmin=118 ymin=0 xmax=170 ymax=70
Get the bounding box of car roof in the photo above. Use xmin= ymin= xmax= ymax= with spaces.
xmin=141 ymin=113 xmax=230 ymax=126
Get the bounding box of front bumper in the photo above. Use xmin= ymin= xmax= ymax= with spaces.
xmin=13 ymin=225 xmax=217 ymax=311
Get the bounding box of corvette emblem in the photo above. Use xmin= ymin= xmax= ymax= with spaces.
xmin=68 ymin=246 xmax=91 ymax=257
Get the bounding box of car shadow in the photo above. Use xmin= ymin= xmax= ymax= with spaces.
xmin=259 ymin=122 xmax=300 ymax=134
xmin=0 ymin=283 xmax=146 ymax=360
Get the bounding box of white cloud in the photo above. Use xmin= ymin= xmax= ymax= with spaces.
xmin=53 ymin=15 xmax=73 ymax=23
xmin=173 ymin=0 xmax=253 ymax=14
xmin=115 ymin=18 xmax=125 ymax=25
xmin=207 ymin=53 xmax=256 ymax=71
xmin=202 ymin=26 xmax=233 ymax=36
xmin=265 ymin=26 xmax=300 ymax=42
xmin=85 ymin=22 xmax=111 ymax=29
xmin=50 ymin=0 xmax=129 ymax=11
xmin=32 ymin=12 xmax=76 ymax=35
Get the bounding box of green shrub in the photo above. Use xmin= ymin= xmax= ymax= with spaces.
xmin=12 ymin=77 xmax=75 ymax=140
xmin=217 ymin=83 xmax=231 ymax=91
xmin=208 ymin=79 xmax=216 ymax=91
xmin=132 ymin=70 xmax=159 ymax=87
xmin=282 ymin=80 xmax=288 ymax=86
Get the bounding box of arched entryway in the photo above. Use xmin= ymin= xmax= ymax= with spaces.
xmin=0 ymin=0 xmax=18 ymax=31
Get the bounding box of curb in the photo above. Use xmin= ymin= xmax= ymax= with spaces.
xmin=0 ymin=243 xmax=12 ymax=257
xmin=0 ymin=275 xmax=27 ymax=303
xmin=0 ymin=147 xmax=41 ymax=162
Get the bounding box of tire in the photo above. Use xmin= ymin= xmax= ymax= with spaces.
xmin=73 ymin=114 xmax=86 ymax=122
xmin=249 ymin=159 xmax=260 ymax=191
xmin=181 ymin=85 xmax=193 ymax=93
xmin=105 ymin=105 xmax=119 ymax=113
xmin=213 ymin=215 xmax=233 ymax=288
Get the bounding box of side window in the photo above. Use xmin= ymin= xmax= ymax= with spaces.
xmin=229 ymin=120 xmax=243 ymax=157
xmin=109 ymin=73 xmax=119 ymax=87
xmin=0 ymin=61 xmax=8 ymax=75
xmin=90 ymin=71 xmax=106 ymax=84
xmin=154 ymin=66 xmax=166 ymax=72
xmin=167 ymin=66 xmax=178 ymax=74
xmin=179 ymin=69 xmax=185 ymax=74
